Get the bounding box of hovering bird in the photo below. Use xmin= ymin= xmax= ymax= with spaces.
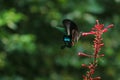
xmin=61 ymin=19 xmax=82 ymax=49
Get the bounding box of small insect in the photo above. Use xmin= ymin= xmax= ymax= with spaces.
xmin=61 ymin=19 xmax=82 ymax=49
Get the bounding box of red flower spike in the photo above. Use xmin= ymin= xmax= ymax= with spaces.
xmin=80 ymin=20 xmax=113 ymax=80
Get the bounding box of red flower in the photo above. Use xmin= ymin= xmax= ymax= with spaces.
xmin=79 ymin=20 xmax=113 ymax=80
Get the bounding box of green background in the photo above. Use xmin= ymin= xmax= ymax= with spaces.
xmin=0 ymin=0 xmax=119 ymax=80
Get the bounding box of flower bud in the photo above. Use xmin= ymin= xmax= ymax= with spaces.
xmin=78 ymin=52 xmax=87 ymax=57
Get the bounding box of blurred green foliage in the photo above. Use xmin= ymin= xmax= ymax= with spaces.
xmin=0 ymin=0 xmax=120 ymax=80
